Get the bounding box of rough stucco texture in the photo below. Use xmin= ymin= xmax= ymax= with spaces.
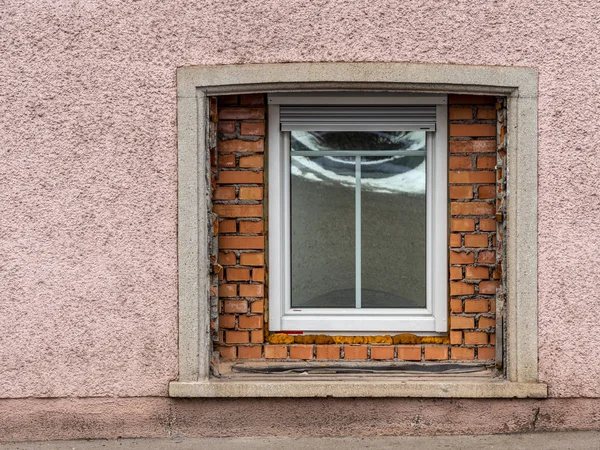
xmin=0 ymin=0 xmax=599 ymax=398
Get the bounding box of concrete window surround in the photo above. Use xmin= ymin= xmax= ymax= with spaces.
xmin=170 ymin=62 xmax=547 ymax=398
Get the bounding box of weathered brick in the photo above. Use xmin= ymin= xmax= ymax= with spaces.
xmin=239 ymin=284 xmax=264 ymax=298
xmin=223 ymin=300 xmax=247 ymax=314
xmin=450 ymin=124 xmax=496 ymax=137
xmin=240 ymin=122 xmax=265 ymax=136
xmin=478 ymin=185 xmax=496 ymax=199
xmin=451 ymin=202 xmax=495 ymax=216
xmin=451 ymin=218 xmax=475 ymax=232
xmin=219 ymin=95 xmax=238 ymax=105
xmin=219 ymin=107 xmax=265 ymax=120
xmin=343 ymin=345 xmax=368 ymax=360
xmin=478 ymin=347 xmax=496 ymax=360
xmin=465 ymin=266 xmax=489 ymax=279
xmin=239 ymin=186 xmax=263 ymax=200
xmin=450 ymin=298 xmax=463 ymax=313
xmin=289 ymin=344 xmax=314 ymax=360
xmin=464 ymin=331 xmax=488 ymax=345
xmin=214 ymin=204 xmax=263 ymax=218
xmin=240 ymin=93 xmax=265 ymax=106
xmin=239 ymin=252 xmax=264 ymax=266
xmin=218 ymin=121 xmax=236 ymax=134
xmin=464 ymin=234 xmax=489 ymax=248
xmin=449 ymin=107 xmax=473 ymax=120
xmin=450 ymin=282 xmax=475 ymax=296
xmin=424 ymin=346 xmax=449 ymax=360
xmin=449 ymin=95 xmax=495 ymax=104
xmin=237 ymin=345 xmax=262 ymax=359
xmin=450 ymin=251 xmax=475 ymax=264
xmin=218 ymin=251 xmax=236 ymax=265
xmin=451 ymin=316 xmax=475 ymax=329
xmin=239 ymin=154 xmax=264 ymax=168
xmin=213 ymin=186 xmax=236 ymax=200
xmin=250 ymin=330 xmax=264 ymax=344
xmin=478 ymin=317 xmax=496 ymax=329
xmin=450 ymin=185 xmax=474 ymax=199
xmin=450 ymin=266 xmax=463 ymax=280
xmin=477 ymin=155 xmax=496 ymax=169
xmin=219 ymin=314 xmax=236 ymax=329
xmin=217 ymin=154 xmax=236 ymax=167
xmin=216 ymin=171 xmax=263 ymax=185
xmin=226 ymin=330 xmax=249 ymax=344
xmin=217 ymin=346 xmax=236 ymax=360
xmin=316 ymin=345 xmax=341 ymax=360
xmin=397 ymin=346 xmax=422 ymax=361
xmin=219 ymin=139 xmax=264 ymax=153
xmin=479 ymin=218 xmax=496 ymax=232
xmin=479 ymin=280 xmax=501 ymax=294
xmin=450 ymin=234 xmax=462 ymax=248
xmin=449 ymin=156 xmax=473 ymax=169
xmin=370 ymin=346 xmax=394 ymax=360
xmin=218 ymin=284 xmax=237 ymax=297
xmin=451 ymin=347 xmax=475 ymax=360
xmin=449 ymin=171 xmax=496 ymax=184
xmin=238 ymin=314 xmax=263 ymax=329
xmin=450 ymin=140 xmax=497 ymax=154
xmin=219 ymin=236 xmax=265 ymax=249
xmin=239 ymin=220 xmax=264 ymax=234
xmin=476 ymin=108 xmax=496 ymax=119
xmin=264 ymin=345 xmax=288 ymax=359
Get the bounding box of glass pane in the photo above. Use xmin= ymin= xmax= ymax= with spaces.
xmin=291 ymin=131 xmax=425 ymax=152
xmin=361 ymin=146 xmax=427 ymax=308
xmin=291 ymin=154 xmax=355 ymax=308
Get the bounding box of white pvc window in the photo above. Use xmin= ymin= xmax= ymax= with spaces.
xmin=268 ymin=94 xmax=448 ymax=333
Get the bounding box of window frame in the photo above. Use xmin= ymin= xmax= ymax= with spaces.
xmin=268 ymin=93 xmax=449 ymax=334
xmin=170 ymin=62 xmax=546 ymax=398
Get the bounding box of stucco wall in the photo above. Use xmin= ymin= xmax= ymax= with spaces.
xmin=1 ymin=0 xmax=599 ymax=399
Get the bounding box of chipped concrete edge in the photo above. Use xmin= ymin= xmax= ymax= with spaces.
xmin=176 ymin=62 xmax=539 ymax=391
xmin=169 ymin=380 xmax=548 ymax=398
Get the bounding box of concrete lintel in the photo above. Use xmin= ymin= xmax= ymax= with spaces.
xmin=169 ymin=380 xmax=548 ymax=399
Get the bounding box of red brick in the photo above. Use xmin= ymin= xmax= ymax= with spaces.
xmin=226 ymin=330 xmax=249 ymax=344
xmin=465 ymin=266 xmax=489 ymax=279
xmin=219 ymin=139 xmax=264 ymax=153
xmin=214 ymin=204 xmax=263 ymax=218
xmin=464 ymin=299 xmax=489 ymax=313
xmin=217 ymin=346 xmax=236 ymax=360
xmin=237 ymin=345 xmax=262 ymax=359
xmin=227 ymin=267 xmax=250 ymax=281
xmin=250 ymin=330 xmax=264 ymax=344
xmin=450 ymin=251 xmax=475 ymax=264
xmin=239 ymin=252 xmax=264 ymax=266
xmin=450 ymin=282 xmax=475 ymax=296
xmin=238 ymin=315 xmax=263 ymax=329
xmin=343 ymin=345 xmax=368 ymax=360
xmin=219 ymin=107 xmax=265 ymax=120
xmin=451 ymin=218 xmax=475 ymax=232
xmin=250 ymin=300 xmax=264 ymax=313
xmin=450 ymin=124 xmax=496 ymax=137
xmin=219 ymin=251 xmax=236 ymax=265
xmin=219 ymin=314 xmax=236 ymax=329
xmin=478 ymin=347 xmax=496 ymax=360
xmin=216 ymin=171 xmax=263 ymax=185
xmin=449 ymin=107 xmax=473 ymax=120
xmin=219 ymin=95 xmax=238 ymax=105
xmin=239 ymin=154 xmax=264 ymax=168
xmin=316 ymin=345 xmax=341 ymax=360
xmin=450 ymin=185 xmax=473 ymax=199
xmin=397 ymin=346 xmax=422 ymax=361
xmin=451 ymin=202 xmax=495 ymax=216
xmin=264 ymin=345 xmax=288 ymax=359
xmin=464 ymin=331 xmax=488 ymax=345
xmin=479 ymin=219 xmax=496 ymax=232
xmin=478 ymin=185 xmax=496 ymax=199
xmin=451 ymin=316 xmax=475 ymax=329
xmin=239 ymin=186 xmax=263 ymax=200
xmin=450 ymin=298 xmax=463 ymax=313
xmin=240 ymin=94 xmax=265 ymax=106
xmin=476 ymin=253 xmax=495 ymax=267
xmin=449 ymin=171 xmax=496 ymax=184
xmin=218 ymin=284 xmax=237 ymax=297
xmin=479 ymin=280 xmax=500 ymax=294
xmin=370 ymin=346 xmax=394 ymax=360
xmin=478 ymin=317 xmax=496 ymax=329
xmin=476 ymin=108 xmax=496 ymax=119
xmin=218 ymin=121 xmax=236 ymax=134
xmin=219 ymin=221 xmax=237 ymax=234
xmin=289 ymin=345 xmax=314 ymax=360
xmin=239 ymin=220 xmax=264 ymax=234
xmin=252 ymin=268 xmax=265 ymax=283
xmin=451 ymin=347 xmax=475 ymax=360
xmin=219 ymin=236 xmax=264 ymax=249
xmin=240 ymin=122 xmax=265 ymax=136
xmin=223 ymin=300 xmax=247 ymax=314
xmin=477 ymin=156 xmax=496 ymax=169
xmin=217 ymin=154 xmax=236 ymax=167
xmin=450 ymin=234 xmax=462 ymax=248
xmin=449 ymin=156 xmax=473 ymax=170
xmin=450 ymin=266 xmax=463 ymax=280
xmin=239 ymin=284 xmax=264 ymax=298
xmin=213 ymin=186 xmax=236 ymax=200
xmin=424 ymin=346 xmax=448 ymax=360
xmin=464 ymin=234 xmax=489 ymax=248
xmin=450 ymin=140 xmax=497 ymax=154
xmin=450 ymin=331 xmax=463 ymax=345
xmin=449 ymin=95 xmax=495 ymax=104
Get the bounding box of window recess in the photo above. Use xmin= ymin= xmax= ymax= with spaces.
xmin=268 ymin=94 xmax=448 ymax=334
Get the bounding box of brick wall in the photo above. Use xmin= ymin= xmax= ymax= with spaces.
xmin=213 ymin=93 xmax=501 ymax=363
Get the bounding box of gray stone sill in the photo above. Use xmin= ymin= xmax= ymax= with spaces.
xmin=169 ymin=378 xmax=548 ymax=398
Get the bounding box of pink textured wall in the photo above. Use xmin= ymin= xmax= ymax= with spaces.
xmin=1 ymin=0 xmax=599 ymax=399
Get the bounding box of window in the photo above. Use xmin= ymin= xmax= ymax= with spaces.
xmin=268 ymin=94 xmax=448 ymax=333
